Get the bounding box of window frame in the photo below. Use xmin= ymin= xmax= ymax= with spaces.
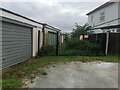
xmin=100 ymin=11 xmax=105 ymax=22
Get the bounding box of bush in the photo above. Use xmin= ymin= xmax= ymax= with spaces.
xmin=59 ymin=40 xmax=104 ymax=56
xmin=39 ymin=46 xmax=56 ymax=56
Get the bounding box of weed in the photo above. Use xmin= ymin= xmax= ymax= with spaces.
xmin=2 ymin=56 xmax=119 ymax=88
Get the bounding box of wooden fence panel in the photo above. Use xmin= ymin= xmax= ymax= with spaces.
xmin=108 ymin=33 xmax=120 ymax=55
xmin=89 ymin=33 xmax=106 ymax=55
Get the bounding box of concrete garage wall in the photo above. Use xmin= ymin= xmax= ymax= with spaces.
xmin=2 ymin=21 xmax=32 ymax=69
xmin=32 ymin=27 xmax=43 ymax=57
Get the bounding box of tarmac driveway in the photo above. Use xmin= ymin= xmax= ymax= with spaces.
xmin=26 ymin=61 xmax=118 ymax=88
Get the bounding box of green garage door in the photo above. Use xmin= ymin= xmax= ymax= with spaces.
xmin=2 ymin=22 xmax=32 ymax=69
xmin=48 ymin=32 xmax=57 ymax=46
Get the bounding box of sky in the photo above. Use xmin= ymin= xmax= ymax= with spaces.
xmin=1 ymin=0 xmax=108 ymax=32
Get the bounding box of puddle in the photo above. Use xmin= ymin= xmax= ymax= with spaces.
xmin=96 ymin=62 xmax=116 ymax=69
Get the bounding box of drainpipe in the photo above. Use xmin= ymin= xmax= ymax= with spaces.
xmin=42 ymin=24 xmax=46 ymax=47
xmin=56 ymin=31 xmax=59 ymax=56
xmin=38 ymin=30 xmax=40 ymax=56
xmin=105 ymin=31 xmax=110 ymax=55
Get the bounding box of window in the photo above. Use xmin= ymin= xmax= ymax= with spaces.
xmin=100 ymin=12 xmax=105 ymax=22
xmin=91 ymin=15 xmax=93 ymax=22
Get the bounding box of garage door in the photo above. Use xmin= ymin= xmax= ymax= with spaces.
xmin=48 ymin=32 xmax=57 ymax=46
xmin=2 ymin=22 xmax=32 ymax=68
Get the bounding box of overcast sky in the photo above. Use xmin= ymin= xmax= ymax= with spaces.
xmin=2 ymin=0 xmax=108 ymax=32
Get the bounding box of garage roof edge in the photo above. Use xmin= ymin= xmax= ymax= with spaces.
xmin=1 ymin=8 xmax=61 ymax=31
xmin=1 ymin=8 xmax=43 ymax=26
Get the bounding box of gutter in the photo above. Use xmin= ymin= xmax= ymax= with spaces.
xmin=89 ymin=24 xmax=120 ymax=30
xmin=43 ymin=23 xmax=61 ymax=32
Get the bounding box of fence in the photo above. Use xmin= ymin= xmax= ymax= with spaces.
xmin=89 ymin=33 xmax=120 ymax=55
xmin=108 ymin=33 xmax=120 ymax=55
xmin=89 ymin=33 xmax=106 ymax=55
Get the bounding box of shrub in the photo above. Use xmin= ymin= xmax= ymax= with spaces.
xmin=39 ymin=46 xmax=56 ymax=56
xmin=59 ymin=40 xmax=104 ymax=56
xmin=59 ymin=23 xmax=104 ymax=56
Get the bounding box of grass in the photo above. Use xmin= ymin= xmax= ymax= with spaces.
xmin=2 ymin=56 xmax=120 ymax=88
xmin=2 ymin=76 xmax=22 ymax=88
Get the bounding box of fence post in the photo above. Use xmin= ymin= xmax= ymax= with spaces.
xmin=105 ymin=31 xmax=110 ymax=55
xmin=95 ymin=34 xmax=97 ymax=42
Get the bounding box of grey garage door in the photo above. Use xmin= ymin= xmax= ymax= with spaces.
xmin=2 ymin=22 xmax=32 ymax=68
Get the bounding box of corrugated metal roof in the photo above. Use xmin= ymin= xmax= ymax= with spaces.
xmin=1 ymin=8 xmax=43 ymax=25
xmin=1 ymin=8 xmax=61 ymax=31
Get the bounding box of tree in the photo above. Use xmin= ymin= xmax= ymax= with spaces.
xmin=64 ymin=33 xmax=70 ymax=44
xmin=71 ymin=23 xmax=91 ymax=39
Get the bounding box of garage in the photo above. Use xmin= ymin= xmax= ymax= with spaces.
xmin=1 ymin=8 xmax=44 ymax=69
xmin=1 ymin=8 xmax=60 ymax=69
xmin=2 ymin=21 xmax=32 ymax=68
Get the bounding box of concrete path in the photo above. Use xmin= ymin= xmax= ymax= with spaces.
xmin=27 ymin=61 xmax=118 ymax=88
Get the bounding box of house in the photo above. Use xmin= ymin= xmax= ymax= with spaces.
xmin=86 ymin=1 xmax=120 ymax=55
xmin=0 ymin=8 xmax=61 ymax=69
xmin=86 ymin=1 xmax=120 ymax=34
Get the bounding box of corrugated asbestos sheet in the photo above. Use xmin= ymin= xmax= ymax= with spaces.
xmin=2 ymin=21 xmax=32 ymax=68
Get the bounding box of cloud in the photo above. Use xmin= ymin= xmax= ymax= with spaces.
xmin=2 ymin=0 xmax=108 ymax=32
